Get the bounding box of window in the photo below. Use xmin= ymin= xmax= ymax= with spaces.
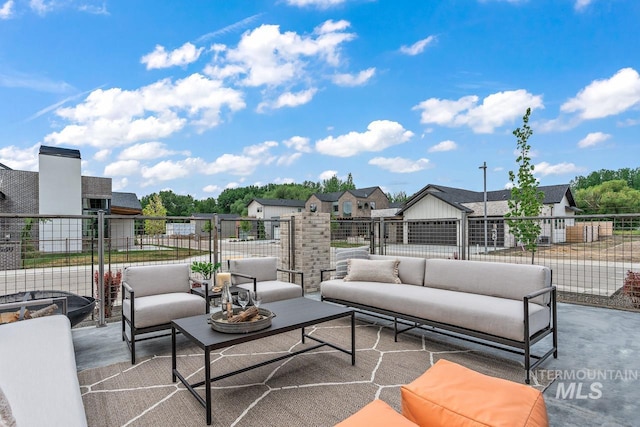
xmin=332 ymin=202 xmax=339 ymax=213
xmin=343 ymin=201 xmax=352 ymax=217
xmin=310 ymin=203 xmax=317 ymax=212
xmin=257 ymin=207 xmax=263 ymax=213
xmin=370 ymin=201 xmax=376 ymax=209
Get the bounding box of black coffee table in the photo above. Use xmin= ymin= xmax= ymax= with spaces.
xmin=171 ymin=297 xmax=355 ymax=425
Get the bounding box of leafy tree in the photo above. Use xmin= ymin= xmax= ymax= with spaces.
xmin=194 ymin=197 xmax=217 ymax=213
xmin=142 ymin=194 xmax=167 ymax=235
xmin=321 ymin=173 xmax=357 ymax=193
xmin=504 ymin=108 xmax=544 ymax=264
xmin=571 ymin=167 xmax=640 ymax=191
xmin=387 ymin=191 xmax=408 ymax=204
xmin=575 ymin=180 xmax=640 ymax=214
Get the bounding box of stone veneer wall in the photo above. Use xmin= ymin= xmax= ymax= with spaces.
xmin=280 ymin=212 xmax=331 ymax=293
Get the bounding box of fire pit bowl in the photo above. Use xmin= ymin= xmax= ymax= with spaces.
xmin=0 ymin=290 xmax=96 ymax=327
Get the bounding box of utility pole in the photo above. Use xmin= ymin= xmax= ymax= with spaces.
xmin=479 ymin=162 xmax=488 ymax=254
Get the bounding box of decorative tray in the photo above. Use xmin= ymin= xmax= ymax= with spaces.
xmin=209 ymin=307 xmax=275 ymax=334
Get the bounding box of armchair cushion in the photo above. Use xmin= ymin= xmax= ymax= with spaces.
xmin=229 ymin=257 xmax=278 ymax=284
xmin=122 ymin=293 xmax=205 ymax=329
xmin=123 ymin=264 xmax=191 ymax=297
xmin=236 ymin=281 xmax=302 ymax=304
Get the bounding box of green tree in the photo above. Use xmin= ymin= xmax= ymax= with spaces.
xmin=142 ymin=194 xmax=167 ymax=235
xmin=504 ymin=108 xmax=544 ymax=264
xmin=194 ymin=197 xmax=217 ymax=213
xmin=571 ymin=168 xmax=640 ymax=192
xmin=387 ymin=191 xmax=408 ymax=204
xmin=575 ymin=180 xmax=640 ymax=214
xmin=321 ymin=173 xmax=357 ymax=193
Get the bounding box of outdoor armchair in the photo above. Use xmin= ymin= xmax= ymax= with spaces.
xmin=121 ymin=263 xmax=207 ymax=364
xmin=228 ymin=257 xmax=303 ymax=304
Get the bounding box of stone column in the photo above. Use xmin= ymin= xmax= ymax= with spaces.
xmin=280 ymin=212 xmax=331 ymax=293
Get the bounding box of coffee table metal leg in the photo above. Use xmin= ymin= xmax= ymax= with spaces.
xmin=301 ymin=326 xmax=305 ymax=343
xmin=171 ymin=327 xmax=177 ymax=382
xmin=205 ymin=350 xmax=212 ymax=425
xmin=351 ymin=311 xmax=356 ymax=365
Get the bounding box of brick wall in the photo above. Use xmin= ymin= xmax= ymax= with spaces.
xmin=280 ymin=212 xmax=331 ymax=293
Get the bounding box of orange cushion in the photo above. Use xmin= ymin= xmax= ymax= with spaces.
xmin=335 ymin=399 xmax=419 ymax=427
xmin=401 ymin=360 xmax=548 ymax=427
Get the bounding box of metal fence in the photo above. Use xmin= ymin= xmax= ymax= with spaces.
xmin=2 ymin=212 xmax=639 ymax=328
xmin=330 ymin=214 xmax=640 ymax=311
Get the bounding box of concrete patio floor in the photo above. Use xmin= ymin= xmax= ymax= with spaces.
xmin=72 ymin=296 xmax=639 ymax=427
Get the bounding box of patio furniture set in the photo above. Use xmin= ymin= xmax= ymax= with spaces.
xmin=0 ymin=254 xmax=555 ymax=426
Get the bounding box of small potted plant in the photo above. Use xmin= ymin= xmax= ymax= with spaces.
xmin=190 ymin=261 xmax=221 ymax=289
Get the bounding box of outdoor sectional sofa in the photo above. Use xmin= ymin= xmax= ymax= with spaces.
xmin=321 ymin=254 xmax=557 ymax=383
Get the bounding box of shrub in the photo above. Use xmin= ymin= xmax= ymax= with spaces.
xmin=622 ymin=270 xmax=640 ymax=308
xmin=95 ymin=270 xmax=122 ymax=317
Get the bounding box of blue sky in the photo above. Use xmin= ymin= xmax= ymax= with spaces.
xmin=1 ymin=0 xmax=639 ymax=200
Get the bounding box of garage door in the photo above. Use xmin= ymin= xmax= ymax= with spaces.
xmin=408 ymin=221 xmax=457 ymax=245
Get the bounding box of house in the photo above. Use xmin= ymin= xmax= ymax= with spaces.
xmin=396 ymin=184 xmax=578 ymax=247
xmin=110 ymin=192 xmax=142 ymax=250
xmin=247 ymin=198 xmax=305 ymax=239
xmin=0 ymin=145 xmax=140 ymax=260
xmin=305 ymin=187 xmax=389 ymax=218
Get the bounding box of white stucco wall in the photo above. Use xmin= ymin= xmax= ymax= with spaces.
xmin=38 ymin=153 xmax=82 ymax=252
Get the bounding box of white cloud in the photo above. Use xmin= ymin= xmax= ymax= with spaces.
xmin=428 ymin=140 xmax=458 ymax=152
xmin=104 ymin=160 xmax=140 ymax=176
xmin=283 ymin=136 xmax=312 ymax=153
xmin=204 ymin=154 xmax=263 ymax=176
xmin=332 ymin=68 xmax=376 ymax=87
xmin=315 ymin=120 xmax=414 ymax=157
xmin=203 ymin=184 xmax=222 ymax=193
xmin=44 ymin=73 xmax=245 ymax=148
xmin=277 ymin=152 xmax=302 ymax=166
xmin=534 ymin=161 xmax=583 ymax=176
xmin=119 ymin=142 xmax=187 ymax=160
xmin=369 ymin=157 xmax=431 ymax=173
xmin=574 ymin=0 xmax=592 ymax=11
xmin=400 ymin=35 xmax=436 ymax=56
xmin=141 ymin=158 xmax=206 ymax=185
xmin=29 ymin=0 xmax=53 ymax=15
xmin=319 ymin=170 xmax=338 ymax=180
xmin=93 ymin=149 xmax=111 ymax=161
xmin=257 ymin=88 xmax=317 ymax=112
xmin=243 ymin=141 xmax=278 ymax=158
xmin=0 ymin=143 xmax=39 ymax=171
xmin=561 ymin=68 xmax=640 ymax=120
xmin=0 ymin=0 xmax=14 ymax=19
xmin=205 ymin=20 xmax=355 ymax=87
xmin=413 ymin=90 xmax=543 ymax=133
xmin=112 ymin=177 xmax=128 ymax=191
xmin=577 ymin=132 xmax=611 ymax=148
xmin=273 ymin=177 xmax=296 ymax=184
xmin=141 ymin=42 xmax=204 ymax=70
xmin=285 ymin=0 xmax=347 ymax=9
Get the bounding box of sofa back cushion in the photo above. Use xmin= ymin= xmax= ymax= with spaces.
xmin=369 ymin=255 xmax=426 ymax=286
xmin=335 ymin=246 xmax=369 ymax=279
xmin=424 ymin=259 xmax=551 ymax=304
xmin=229 ymin=257 xmax=278 ymax=284
xmin=123 ymin=264 xmax=190 ymax=298
xmin=344 ymin=258 xmax=401 ymax=284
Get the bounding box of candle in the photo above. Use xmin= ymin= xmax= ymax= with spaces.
xmin=216 ymin=272 xmax=231 ymax=287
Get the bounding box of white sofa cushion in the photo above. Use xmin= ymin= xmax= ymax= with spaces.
xmin=335 ymin=246 xmax=369 ymax=279
xmin=123 ymin=264 xmax=190 ymax=297
xmin=344 ymin=258 xmax=401 ymax=284
xmin=369 ymin=255 xmax=426 ymax=286
xmin=229 ymin=257 xmax=278 ymax=284
xmin=122 ymin=292 xmax=205 ymax=328
xmin=0 ymin=316 xmax=87 ymax=426
xmin=321 ymin=280 xmax=549 ymax=342
xmin=424 ymin=259 xmax=551 ymax=304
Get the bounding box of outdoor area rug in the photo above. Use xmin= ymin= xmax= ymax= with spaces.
xmin=79 ymin=316 xmax=553 ymax=427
